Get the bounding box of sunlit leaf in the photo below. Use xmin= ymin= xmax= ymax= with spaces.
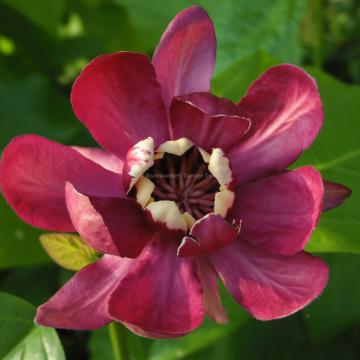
xmin=40 ymin=233 xmax=100 ymax=271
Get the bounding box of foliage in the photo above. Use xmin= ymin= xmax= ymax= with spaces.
xmin=40 ymin=233 xmax=99 ymax=271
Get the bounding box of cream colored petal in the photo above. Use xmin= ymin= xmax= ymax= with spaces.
xmin=135 ymin=176 xmax=155 ymax=208
xmin=156 ymin=138 xmax=193 ymax=156
xmin=208 ymin=148 xmax=234 ymax=189
xmin=199 ymin=147 xmax=211 ymax=163
xmin=145 ymin=200 xmax=187 ymax=232
xmin=182 ymin=211 xmax=196 ymax=229
xmin=214 ymin=188 xmax=235 ymax=218
xmin=153 ymin=152 xmax=165 ymax=160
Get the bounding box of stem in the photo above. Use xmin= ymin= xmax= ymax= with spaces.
xmin=108 ymin=322 xmax=130 ymax=360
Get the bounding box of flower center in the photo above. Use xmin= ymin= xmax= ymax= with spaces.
xmin=145 ymin=146 xmax=220 ymax=220
xmin=124 ymin=137 xmax=235 ymax=231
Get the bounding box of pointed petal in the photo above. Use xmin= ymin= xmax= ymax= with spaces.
xmin=230 ymin=64 xmax=323 ymax=185
xmin=178 ymin=214 xmax=237 ymax=257
xmin=66 ymin=183 xmax=153 ymax=258
xmin=73 ymin=147 xmax=123 ymax=174
xmin=35 ymin=255 xmax=134 ymax=330
xmin=178 ymin=92 xmax=242 ymax=115
xmin=108 ymin=238 xmax=204 ymax=337
xmin=230 ymin=167 xmax=323 ymax=256
xmin=170 ymin=97 xmax=249 ymax=151
xmin=197 ymin=256 xmax=228 ymax=324
xmin=323 ymin=180 xmax=351 ymax=211
xmin=71 ymin=52 xmax=168 ymax=158
xmin=211 ymin=241 xmax=329 ymax=320
xmin=0 ymin=135 xmax=123 ymax=232
xmin=152 ymin=6 xmax=216 ymax=109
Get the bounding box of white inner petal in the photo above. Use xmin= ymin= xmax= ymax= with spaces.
xmin=208 ymin=148 xmax=234 ymax=189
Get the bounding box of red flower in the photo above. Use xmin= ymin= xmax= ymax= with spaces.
xmin=0 ymin=6 xmax=351 ymax=338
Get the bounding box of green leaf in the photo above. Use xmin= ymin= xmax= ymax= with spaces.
xmin=0 ymin=292 xmax=65 ymax=359
xmin=304 ymin=253 xmax=360 ymax=342
xmin=187 ymin=316 xmax=307 ymax=360
xmin=0 ymin=196 xmax=49 ymax=269
xmin=1 ymin=0 xmax=65 ymax=35
xmin=212 ymin=50 xmax=279 ymax=102
xmin=0 ymin=73 xmax=78 ymax=149
xmin=68 ymin=1 xmax=138 ymax=53
xmin=203 ymin=0 xmax=306 ymax=72
xmin=89 ymin=327 xmax=114 ymax=360
xmin=0 ymin=265 xmax=57 ymax=306
xmin=40 ymin=233 xmax=100 ymax=271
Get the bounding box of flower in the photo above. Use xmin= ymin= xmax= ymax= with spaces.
xmin=0 ymin=6 xmax=351 ymax=338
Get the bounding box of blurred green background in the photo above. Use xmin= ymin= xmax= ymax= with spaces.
xmin=0 ymin=0 xmax=360 ymax=359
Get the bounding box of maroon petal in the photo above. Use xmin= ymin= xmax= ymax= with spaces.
xmin=197 ymin=256 xmax=228 ymax=324
xmin=230 ymin=64 xmax=323 ymax=185
xmin=35 ymin=255 xmax=134 ymax=330
xmin=66 ymin=183 xmax=154 ymax=258
xmin=108 ymin=237 xmax=204 ymax=337
xmin=230 ymin=167 xmax=323 ymax=256
xmin=179 ymin=92 xmax=242 ymax=115
xmin=0 ymin=135 xmax=123 ymax=232
xmin=178 ymin=214 xmax=238 ymax=257
xmin=152 ymin=6 xmax=216 ymax=110
xmin=170 ymin=97 xmax=250 ymax=151
xmin=323 ymin=180 xmax=352 ymax=211
xmin=211 ymin=241 xmax=329 ymax=320
xmin=71 ymin=52 xmax=168 ymax=158
xmin=73 ymin=147 xmax=123 ymax=174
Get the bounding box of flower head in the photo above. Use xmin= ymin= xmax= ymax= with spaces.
xmin=0 ymin=6 xmax=351 ymax=338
